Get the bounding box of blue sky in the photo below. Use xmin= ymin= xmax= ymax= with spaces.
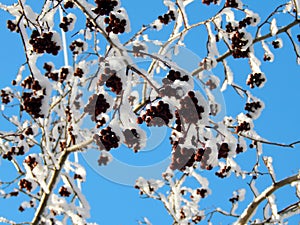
xmin=0 ymin=0 xmax=300 ymax=224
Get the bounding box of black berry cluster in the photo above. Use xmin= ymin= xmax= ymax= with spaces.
xmin=163 ymin=70 xmax=189 ymax=83
xmin=86 ymin=19 xmax=95 ymax=31
xmin=218 ymin=143 xmax=230 ymax=159
xmin=1 ymin=89 xmax=12 ymax=104
xmin=170 ymin=143 xmax=195 ymax=171
xmin=64 ymin=1 xmax=74 ymax=8
xmin=98 ymin=67 xmax=123 ymax=94
xmin=158 ymin=11 xmax=175 ymax=24
xmin=94 ymin=126 xmax=120 ymax=151
xmin=29 ymin=30 xmax=60 ymax=55
xmin=272 ymin=40 xmax=281 ymax=49
xmin=59 ymin=186 xmax=71 ymax=197
xmin=69 ymin=40 xmax=85 ymax=55
xmin=178 ymin=91 xmax=205 ymax=124
xmin=263 ymin=54 xmax=272 ymax=61
xmin=19 ymin=179 xmax=32 ymax=192
xmin=59 ymin=16 xmax=74 ymax=32
xmin=2 ymin=146 xmax=25 ymax=160
xmin=43 ymin=63 xmax=69 ymax=83
xmin=246 ymin=73 xmax=266 ymax=88
xmin=225 ymin=0 xmax=239 ymax=8
xmin=104 ymin=13 xmax=126 ymax=34
xmin=245 ymin=101 xmax=262 ymax=117
xmin=98 ymin=154 xmax=110 ymax=165
xmin=235 ymin=121 xmax=251 ymax=133
xmin=202 ymin=0 xmax=218 ymax=6
xmin=215 ymin=165 xmax=231 ymax=178
xmin=174 ymin=110 xmax=182 ymax=132
xmin=74 ymin=67 xmax=84 ymax=78
xmin=7 ymin=20 xmax=18 ymax=32
xmin=24 ymin=155 xmax=38 ymax=170
xmin=123 ymin=129 xmax=141 ymax=152
xmin=137 ymin=101 xmax=173 ymax=127
xmin=229 ymin=194 xmax=240 ymax=203
xmin=231 ymin=31 xmax=250 ymax=58
xmin=236 ymin=144 xmax=244 ymax=154
xmin=84 ymin=94 xmax=110 ymax=126
xmin=93 ymin=0 xmax=118 ymax=16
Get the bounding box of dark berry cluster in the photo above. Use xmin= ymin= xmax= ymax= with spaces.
xmin=59 ymin=186 xmax=71 ymax=197
xmin=263 ymin=54 xmax=272 ymax=61
xmin=93 ymin=0 xmax=118 ymax=16
xmin=229 ymin=194 xmax=240 ymax=203
xmin=94 ymin=126 xmax=120 ymax=151
xmin=86 ymin=19 xmax=95 ymax=31
xmin=69 ymin=40 xmax=85 ymax=55
xmin=236 ymin=144 xmax=244 ymax=154
xmin=235 ymin=121 xmax=251 ymax=133
xmin=19 ymin=179 xmax=32 ymax=192
xmin=170 ymin=143 xmax=195 ymax=171
xmin=84 ymin=94 xmax=110 ymax=126
xmin=137 ymin=101 xmax=173 ymax=127
xmin=104 ymin=13 xmax=126 ymax=34
xmin=197 ymin=188 xmax=208 ymax=198
xmin=21 ymin=92 xmax=44 ymax=118
xmin=202 ymin=0 xmax=218 ymax=6
xmin=74 ymin=67 xmax=84 ymax=78
xmin=7 ymin=20 xmax=19 ymax=32
xmin=245 ymin=101 xmax=262 ymax=117
xmin=59 ymin=16 xmax=74 ymax=32
xmin=178 ymin=91 xmax=205 ymax=124
xmin=24 ymin=155 xmax=38 ymax=170
xmin=225 ymin=0 xmax=239 ymax=8
xmin=123 ymin=129 xmax=141 ymax=152
xmin=43 ymin=63 xmax=69 ymax=83
xmin=174 ymin=110 xmax=182 ymax=132
xmin=98 ymin=67 xmax=123 ymax=94
xmin=163 ymin=70 xmax=189 ymax=83
xmin=98 ymin=154 xmax=110 ymax=165
xmin=1 ymin=89 xmax=12 ymax=104
xmin=215 ymin=165 xmax=231 ymax=178
xmin=272 ymin=40 xmax=281 ymax=49
xmin=231 ymin=31 xmax=250 ymax=58
xmin=218 ymin=143 xmax=230 ymax=159
xmin=29 ymin=30 xmax=60 ymax=55
xmin=64 ymin=1 xmax=74 ymax=8
xmin=246 ymin=73 xmax=266 ymax=88
xmin=2 ymin=146 xmax=25 ymax=160
xmin=158 ymin=11 xmax=175 ymax=24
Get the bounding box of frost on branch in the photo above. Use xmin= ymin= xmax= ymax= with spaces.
xmin=0 ymin=0 xmax=300 ymax=224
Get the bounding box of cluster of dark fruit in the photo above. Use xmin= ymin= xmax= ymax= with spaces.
xmin=245 ymin=101 xmax=262 ymax=117
xmin=235 ymin=121 xmax=251 ymax=133
xmin=197 ymin=188 xmax=208 ymax=198
xmin=202 ymin=0 xmax=218 ymax=6
xmin=263 ymin=54 xmax=272 ymax=61
xmin=19 ymin=179 xmax=32 ymax=192
xmin=158 ymin=11 xmax=175 ymax=24
xmin=178 ymin=91 xmax=205 ymax=124
xmin=59 ymin=16 xmax=74 ymax=32
xmin=137 ymin=101 xmax=173 ymax=127
xmin=29 ymin=30 xmax=60 ymax=55
xmin=231 ymin=31 xmax=250 ymax=58
xmin=84 ymin=94 xmax=110 ymax=126
xmin=59 ymin=186 xmax=71 ymax=197
xmin=74 ymin=67 xmax=84 ymax=78
xmin=123 ymin=129 xmax=141 ymax=152
xmin=246 ymin=73 xmax=266 ymax=88
xmin=94 ymin=126 xmax=120 ymax=151
xmin=99 ymin=66 xmax=123 ymax=94
xmin=170 ymin=139 xmax=195 ymax=171
xmin=3 ymin=146 xmax=25 ymax=161
xmin=7 ymin=20 xmax=19 ymax=32
xmin=218 ymin=143 xmax=230 ymax=159
xmin=44 ymin=63 xmax=69 ymax=83
xmin=236 ymin=144 xmax=244 ymax=154
xmin=98 ymin=154 xmax=110 ymax=165
xmin=69 ymin=40 xmax=85 ymax=55
xmin=225 ymin=0 xmax=239 ymax=8
xmin=1 ymin=89 xmax=12 ymax=104
xmin=104 ymin=13 xmax=126 ymax=34
xmin=192 ymin=215 xmax=203 ymax=224
xmin=163 ymin=70 xmax=189 ymax=83
xmin=24 ymin=155 xmax=38 ymax=170
xmin=64 ymin=1 xmax=74 ymax=8
xmin=215 ymin=165 xmax=231 ymax=178
xmin=229 ymin=194 xmax=240 ymax=203
xmin=225 ymin=18 xmax=253 ymax=33
xmin=174 ymin=110 xmax=182 ymax=132
xmin=93 ymin=0 xmax=118 ymax=16
xmin=272 ymin=40 xmax=281 ymax=49
xmin=86 ymin=19 xmax=95 ymax=31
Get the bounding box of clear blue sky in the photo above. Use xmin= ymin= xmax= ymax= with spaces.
xmin=0 ymin=0 xmax=300 ymax=224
